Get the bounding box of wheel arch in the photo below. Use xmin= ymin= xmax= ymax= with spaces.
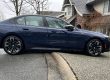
xmin=0 ymin=32 xmax=25 ymax=49
xmin=84 ymin=37 xmax=105 ymax=51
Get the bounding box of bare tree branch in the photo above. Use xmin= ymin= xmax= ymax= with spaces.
xmin=18 ymin=0 xmax=23 ymax=13
xmin=25 ymin=0 xmax=48 ymax=14
xmin=3 ymin=0 xmax=24 ymax=16
xmin=3 ymin=0 xmax=48 ymax=15
xmin=3 ymin=0 xmax=15 ymax=12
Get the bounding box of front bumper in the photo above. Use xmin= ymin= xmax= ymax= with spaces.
xmin=103 ymin=38 xmax=110 ymax=52
xmin=0 ymin=35 xmax=3 ymax=48
xmin=0 ymin=38 xmax=2 ymax=48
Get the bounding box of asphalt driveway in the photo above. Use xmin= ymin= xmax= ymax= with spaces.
xmin=60 ymin=52 xmax=110 ymax=80
xmin=0 ymin=49 xmax=48 ymax=80
xmin=1 ymin=48 xmax=110 ymax=80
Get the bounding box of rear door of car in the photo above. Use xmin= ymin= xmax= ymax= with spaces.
xmin=16 ymin=15 xmax=49 ymax=48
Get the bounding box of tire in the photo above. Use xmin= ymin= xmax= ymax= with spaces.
xmin=3 ymin=35 xmax=23 ymax=55
xmin=86 ymin=39 xmax=103 ymax=57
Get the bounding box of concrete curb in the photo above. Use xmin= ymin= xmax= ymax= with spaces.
xmin=51 ymin=52 xmax=77 ymax=80
xmin=45 ymin=54 xmax=63 ymax=80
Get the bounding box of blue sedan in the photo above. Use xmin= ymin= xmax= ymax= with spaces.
xmin=0 ymin=15 xmax=109 ymax=56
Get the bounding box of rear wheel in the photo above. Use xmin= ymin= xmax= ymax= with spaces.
xmin=3 ymin=35 xmax=23 ymax=55
xmin=86 ymin=39 xmax=103 ymax=56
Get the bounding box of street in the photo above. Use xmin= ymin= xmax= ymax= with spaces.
xmin=0 ymin=49 xmax=48 ymax=80
xmin=60 ymin=52 xmax=110 ymax=80
xmin=0 ymin=49 xmax=110 ymax=80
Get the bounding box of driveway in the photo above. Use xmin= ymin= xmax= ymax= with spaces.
xmin=0 ymin=49 xmax=48 ymax=80
xmin=59 ymin=52 xmax=110 ymax=80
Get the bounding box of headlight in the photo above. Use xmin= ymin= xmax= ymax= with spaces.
xmin=103 ymin=35 xmax=109 ymax=37
xmin=106 ymin=37 xmax=110 ymax=41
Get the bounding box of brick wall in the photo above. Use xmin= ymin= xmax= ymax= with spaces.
xmin=75 ymin=11 xmax=110 ymax=36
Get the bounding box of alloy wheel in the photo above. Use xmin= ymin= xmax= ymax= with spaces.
xmin=3 ymin=36 xmax=23 ymax=55
xmin=87 ymin=39 xmax=102 ymax=56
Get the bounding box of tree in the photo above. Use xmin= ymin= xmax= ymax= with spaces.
xmin=4 ymin=0 xmax=24 ymax=16
xmin=25 ymin=0 xmax=48 ymax=14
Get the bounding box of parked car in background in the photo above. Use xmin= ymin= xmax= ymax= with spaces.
xmin=0 ymin=15 xmax=109 ymax=56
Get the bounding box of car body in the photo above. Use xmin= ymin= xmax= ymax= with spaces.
xmin=0 ymin=15 xmax=110 ymax=56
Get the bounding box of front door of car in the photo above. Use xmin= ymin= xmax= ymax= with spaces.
xmin=45 ymin=17 xmax=69 ymax=48
xmin=66 ymin=28 xmax=85 ymax=50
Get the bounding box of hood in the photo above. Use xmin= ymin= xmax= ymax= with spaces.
xmin=76 ymin=29 xmax=108 ymax=38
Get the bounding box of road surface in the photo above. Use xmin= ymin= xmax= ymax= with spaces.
xmin=0 ymin=49 xmax=48 ymax=80
xmin=60 ymin=52 xmax=110 ymax=80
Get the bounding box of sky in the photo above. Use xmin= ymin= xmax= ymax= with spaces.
xmin=48 ymin=0 xmax=64 ymax=11
xmin=0 ymin=0 xmax=64 ymax=19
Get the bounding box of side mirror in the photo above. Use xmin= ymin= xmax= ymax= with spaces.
xmin=65 ymin=25 xmax=74 ymax=31
xmin=76 ymin=25 xmax=81 ymax=29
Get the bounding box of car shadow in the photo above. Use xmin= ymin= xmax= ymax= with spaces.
xmin=59 ymin=51 xmax=110 ymax=58
xmin=0 ymin=49 xmax=108 ymax=59
xmin=22 ymin=50 xmax=109 ymax=58
xmin=22 ymin=50 xmax=52 ymax=54
xmin=98 ymin=54 xmax=110 ymax=58
xmin=60 ymin=50 xmax=88 ymax=56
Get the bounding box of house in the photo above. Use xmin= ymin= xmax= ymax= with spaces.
xmin=62 ymin=0 xmax=110 ymax=36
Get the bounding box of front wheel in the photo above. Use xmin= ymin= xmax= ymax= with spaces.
xmin=3 ymin=35 xmax=23 ymax=55
xmin=86 ymin=39 xmax=103 ymax=57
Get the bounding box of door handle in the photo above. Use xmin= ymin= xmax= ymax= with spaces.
xmin=51 ymin=30 xmax=57 ymax=33
xmin=22 ymin=28 xmax=29 ymax=30
xmin=51 ymin=30 xmax=65 ymax=34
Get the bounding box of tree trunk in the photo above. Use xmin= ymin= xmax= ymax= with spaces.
xmin=15 ymin=0 xmax=19 ymax=16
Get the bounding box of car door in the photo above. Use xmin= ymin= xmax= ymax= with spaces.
xmin=16 ymin=16 xmax=48 ymax=48
xmin=66 ymin=29 xmax=85 ymax=49
xmin=45 ymin=17 xmax=69 ymax=49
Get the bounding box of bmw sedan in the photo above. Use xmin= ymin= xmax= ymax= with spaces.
xmin=0 ymin=15 xmax=109 ymax=56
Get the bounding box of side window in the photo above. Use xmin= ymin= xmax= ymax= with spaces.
xmin=25 ymin=16 xmax=44 ymax=27
xmin=104 ymin=0 xmax=110 ymax=14
xmin=108 ymin=0 xmax=110 ymax=12
xmin=46 ymin=17 xmax=68 ymax=29
xmin=16 ymin=17 xmax=25 ymax=25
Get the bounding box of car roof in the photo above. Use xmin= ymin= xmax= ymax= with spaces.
xmin=12 ymin=14 xmax=59 ymax=19
xmin=0 ymin=14 xmax=63 ymax=24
